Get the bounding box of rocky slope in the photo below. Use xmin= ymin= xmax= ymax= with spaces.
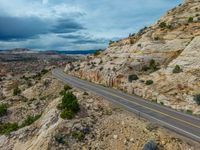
xmin=65 ymin=0 xmax=200 ymax=115
xmin=0 ymin=73 xmax=198 ymax=150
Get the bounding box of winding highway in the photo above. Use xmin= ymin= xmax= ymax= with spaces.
xmin=52 ymin=68 xmax=200 ymax=143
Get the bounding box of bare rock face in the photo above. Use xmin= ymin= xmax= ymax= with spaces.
xmin=65 ymin=0 xmax=200 ymax=114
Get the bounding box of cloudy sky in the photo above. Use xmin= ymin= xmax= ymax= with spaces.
xmin=0 ymin=0 xmax=182 ymax=51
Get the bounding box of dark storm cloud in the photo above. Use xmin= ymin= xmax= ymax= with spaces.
xmin=59 ymin=34 xmax=107 ymax=44
xmin=51 ymin=18 xmax=84 ymax=33
xmin=0 ymin=16 xmax=48 ymax=41
xmin=0 ymin=0 xmax=182 ymax=50
xmin=0 ymin=16 xmax=84 ymax=41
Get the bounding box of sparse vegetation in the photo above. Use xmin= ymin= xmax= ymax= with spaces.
xmin=72 ymin=131 xmax=85 ymax=141
xmin=194 ymin=94 xmax=200 ymax=105
xmin=0 ymin=104 xmax=7 ymax=117
xmin=94 ymin=50 xmax=101 ymax=56
xmin=13 ymin=86 xmax=21 ymax=96
xmin=59 ymin=92 xmax=80 ymax=119
xmin=154 ymin=37 xmax=159 ymax=40
xmin=109 ymin=40 xmax=115 ymax=45
xmin=149 ymin=59 xmax=159 ymax=71
xmin=186 ymin=109 xmax=193 ymax=115
xmin=64 ymin=84 xmax=72 ymax=91
xmin=173 ymin=65 xmax=182 ymax=73
xmin=128 ymin=74 xmax=139 ymax=82
xmin=55 ymin=134 xmax=68 ymax=145
xmin=20 ymin=114 xmax=41 ymax=128
xmin=32 ymin=69 xmax=49 ymax=80
xmin=60 ymin=109 xmax=74 ymax=119
xmin=60 ymin=84 xmax=72 ymax=95
xmin=0 ymin=123 xmax=19 ymax=135
xmin=146 ymin=80 xmax=154 ymax=85
xmin=159 ymin=22 xmax=167 ymax=28
xmin=142 ymin=59 xmax=159 ymax=72
xmin=188 ymin=17 xmax=193 ymax=23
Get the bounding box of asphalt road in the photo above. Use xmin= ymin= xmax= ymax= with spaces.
xmin=52 ymin=68 xmax=200 ymax=143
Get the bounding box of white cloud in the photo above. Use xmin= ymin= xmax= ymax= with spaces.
xmin=0 ymin=0 xmax=182 ymax=50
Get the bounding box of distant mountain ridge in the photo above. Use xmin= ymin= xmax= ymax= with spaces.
xmin=0 ymin=49 xmax=103 ymax=55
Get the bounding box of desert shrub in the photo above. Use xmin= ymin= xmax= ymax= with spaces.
xmin=142 ymin=59 xmax=159 ymax=72
xmin=60 ymin=109 xmax=74 ymax=119
xmin=138 ymin=26 xmax=147 ymax=35
xmin=154 ymin=37 xmax=159 ymax=40
xmin=149 ymin=59 xmax=159 ymax=71
xmin=13 ymin=87 xmax=21 ymax=96
xmin=188 ymin=17 xmax=193 ymax=23
xmin=173 ymin=65 xmax=182 ymax=73
xmin=160 ymin=102 xmax=164 ymax=105
xmin=94 ymin=50 xmax=101 ymax=56
xmin=159 ymin=22 xmax=167 ymax=28
xmin=20 ymin=114 xmax=41 ymax=127
xmin=61 ymin=92 xmax=79 ymax=112
xmin=72 ymin=131 xmax=85 ymax=141
xmin=142 ymin=65 xmax=150 ymax=71
xmin=167 ymin=24 xmax=173 ymax=29
xmin=0 ymin=123 xmax=19 ymax=135
xmin=55 ymin=134 xmax=68 ymax=145
xmin=194 ymin=94 xmax=200 ymax=105
xmin=0 ymin=104 xmax=7 ymax=117
xmin=109 ymin=40 xmax=115 ymax=45
xmin=41 ymin=69 xmax=48 ymax=75
xmin=60 ymin=85 xmax=72 ymax=95
xmin=142 ymin=140 xmax=158 ymax=150
xmin=146 ymin=80 xmax=154 ymax=85
xmin=186 ymin=109 xmax=193 ymax=115
xmin=59 ymin=92 xmax=80 ymax=119
xmin=128 ymin=74 xmax=139 ymax=82
xmin=64 ymin=84 xmax=72 ymax=91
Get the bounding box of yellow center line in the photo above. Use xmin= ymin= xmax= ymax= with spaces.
xmin=56 ymin=71 xmax=200 ymax=129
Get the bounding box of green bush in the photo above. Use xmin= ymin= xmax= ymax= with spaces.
xmin=159 ymin=22 xmax=167 ymax=28
xmin=194 ymin=94 xmax=200 ymax=105
xmin=0 ymin=104 xmax=7 ymax=117
xmin=149 ymin=59 xmax=159 ymax=71
xmin=0 ymin=123 xmax=19 ymax=135
xmin=64 ymin=84 xmax=72 ymax=91
xmin=61 ymin=92 xmax=80 ymax=113
xmin=20 ymin=114 xmax=41 ymax=127
xmin=142 ymin=59 xmax=159 ymax=72
xmin=128 ymin=74 xmax=139 ymax=82
xmin=13 ymin=87 xmax=21 ymax=96
xmin=173 ymin=65 xmax=182 ymax=73
xmin=72 ymin=131 xmax=85 ymax=141
xmin=60 ymin=109 xmax=74 ymax=119
xmin=146 ymin=80 xmax=154 ymax=85
xmin=188 ymin=17 xmax=193 ymax=23
xmin=59 ymin=92 xmax=80 ymax=119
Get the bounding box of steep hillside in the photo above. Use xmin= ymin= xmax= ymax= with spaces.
xmin=1 ymin=72 xmax=197 ymax=150
xmin=65 ymin=0 xmax=200 ymax=115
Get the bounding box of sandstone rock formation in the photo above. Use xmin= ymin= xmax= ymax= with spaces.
xmin=65 ymin=0 xmax=200 ymax=115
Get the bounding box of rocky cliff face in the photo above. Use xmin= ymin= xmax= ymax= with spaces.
xmin=65 ymin=0 xmax=200 ymax=115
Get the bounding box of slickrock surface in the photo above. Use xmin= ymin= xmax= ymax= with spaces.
xmin=0 ymin=73 xmax=198 ymax=150
xmin=65 ymin=0 xmax=200 ymax=115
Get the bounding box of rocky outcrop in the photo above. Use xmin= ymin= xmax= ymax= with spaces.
xmin=65 ymin=0 xmax=200 ymax=115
